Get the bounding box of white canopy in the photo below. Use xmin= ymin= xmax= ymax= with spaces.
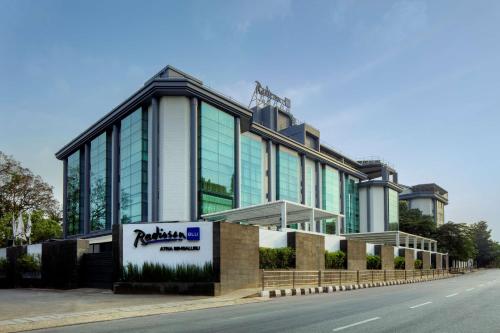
xmin=202 ymin=200 xmax=342 ymax=231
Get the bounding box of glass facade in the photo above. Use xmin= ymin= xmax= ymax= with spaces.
xmin=66 ymin=151 xmax=82 ymax=235
xmin=90 ymin=132 xmax=110 ymax=231
xmin=305 ymin=162 xmax=314 ymax=207
xmin=322 ymin=166 xmax=340 ymax=234
xmin=241 ymin=134 xmax=263 ymax=207
xmin=199 ymin=102 xmax=235 ymax=215
xmin=120 ymin=108 xmax=148 ymax=224
xmin=388 ymin=188 xmax=399 ymax=231
xmin=277 ymin=150 xmax=300 ymax=203
xmin=344 ymin=176 xmax=360 ymax=233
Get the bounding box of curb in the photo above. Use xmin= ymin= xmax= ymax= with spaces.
xmin=260 ymin=274 xmax=453 ymax=298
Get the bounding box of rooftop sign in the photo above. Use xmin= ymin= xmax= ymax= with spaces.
xmin=249 ymin=81 xmax=291 ymax=113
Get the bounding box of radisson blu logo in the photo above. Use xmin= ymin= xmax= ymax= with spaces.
xmin=133 ymin=226 xmax=200 ymax=247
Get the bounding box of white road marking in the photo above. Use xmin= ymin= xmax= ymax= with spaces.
xmin=409 ymin=301 xmax=432 ymax=309
xmin=333 ymin=317 xmax=381 ymax=331
xmin=446 ymin=293 xmax=459 ymax=298
xmin=466 ymin=288 xmax=475 ymax=291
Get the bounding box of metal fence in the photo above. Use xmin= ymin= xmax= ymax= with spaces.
xmin=261 ymin=269 xmax=450 ymax=290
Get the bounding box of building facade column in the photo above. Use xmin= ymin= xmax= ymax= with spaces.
xmin=151 ymin=97 xmax=159 ymax=222
xmin=280 ymin=201 xmax=287 ymax=230
xmin=111 ymin=124 xmax=120 ymax=225
xmin=234 ymin=117 xmax=241 ymax=209
xmin=83 ymin=143 xmax=90 ymax=235
xmin=383 ymin=186 xmax=389 ymax=231
xmin=300 ymin=154 xmax=306 ymax=205
xmin=62 ymin=158 xmax=68 ymax=238
xmin=339 ymin=171 xmax=345 ymax=234
xmin=266 ymin=140 xmax=273 ymax=202
xmin=190 ymin=97 xmax=199 ymax=221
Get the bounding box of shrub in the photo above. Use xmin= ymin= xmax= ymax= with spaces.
xmin=414 ymin=259 xmax=423 ymax=269
xmin=121 ymin=262 xmax=214 ymax=283
xmin=17 ymin=254 xmax=41 ymax=273
xmin=394 ymin=256 xmax=405 ymax=269
xmin=0 ymin=258 xmax=8 ymax=273
xmin=259 ymin=247 xmax=295 ymax=269
xmin=367 ymin=255 xmax=381 ymax=270
xmin=325 ymin=250 xmax=346 ymax=269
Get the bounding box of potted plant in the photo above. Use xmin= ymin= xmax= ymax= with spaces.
xmin=17 ymin=254 xmax=41 ymax=279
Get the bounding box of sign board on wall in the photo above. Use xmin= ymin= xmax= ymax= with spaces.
xmin=122 ymin=222 xmax=213 ymax=267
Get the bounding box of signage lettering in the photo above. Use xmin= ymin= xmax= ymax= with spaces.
xmin=133 ymin=227 xmax=187 ymax=248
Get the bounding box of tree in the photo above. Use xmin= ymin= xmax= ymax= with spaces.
xmin=0 ymin=151 xmax=61 ymax=245
xmin=470 ymin=221 xmax=498 ymax=268
xmin=434 ymin=222 xmax=475 ymax=261
xmin=30 ymin=210 xmax=62 ymax=243
xmin=398 ymin=201 xmax=436 ymax=238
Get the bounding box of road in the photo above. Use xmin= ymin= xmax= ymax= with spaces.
xmin=33 ymin=269 xmax=500 ymax=333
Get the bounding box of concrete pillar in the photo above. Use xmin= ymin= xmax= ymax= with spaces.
xmin=310 ymin=209 xmax=316 ymax=232
xmin=405 ymin=235 xmax=409 ymax=248
xmin=413 ymin=237 xmax=418 ymax=249
xmin=340 ymin=240 xmax=366 ymax=270
xmin=280 ymin=202 xmax=287 ymax=230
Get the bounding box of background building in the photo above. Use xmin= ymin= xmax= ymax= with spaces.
xmin=400 ymin=184 xmax=449 ymax=226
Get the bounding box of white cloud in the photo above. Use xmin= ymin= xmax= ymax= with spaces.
xmin=234 ymin=0 xmax=292 ymax=33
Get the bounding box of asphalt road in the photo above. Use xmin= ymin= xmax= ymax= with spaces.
xmin=33 ymin=269 xmax=500 ymax=333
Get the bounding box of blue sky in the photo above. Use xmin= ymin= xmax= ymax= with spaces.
xmin=1 ymin=0 xmax=499 ymax=239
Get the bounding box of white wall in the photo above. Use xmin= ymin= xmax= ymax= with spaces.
xmin=159 ymin=96 xmax=191 ymax=221
xmin=366 ymin=243 xmax=375 ymax=255
xmin=394 ymin=246 xmax=400 ymax=257
xmin=410 ymin=198 xmax=433 ymax=216
xmin=122 ymin=222 xmax=212 ymax=267
xmin=147 ymin=105 xmax=153 ymax=221
xmin=27 ymin=244 xmax=42 ymax=258
xmin=305 ymin=158 xmax=316 ymax=207
xmin=324 ymin=234 xmax=344 ymax=252
xmin=259 ymin=229 xmax=288 ymax=248
xmin=359 ymin=187 xmax=367 ymax=233
xmin=371 ymin=187 xmax=385 ymax=232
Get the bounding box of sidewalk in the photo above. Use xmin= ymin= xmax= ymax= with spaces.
xmin=0 ymin=288 xmax=266 ymax=333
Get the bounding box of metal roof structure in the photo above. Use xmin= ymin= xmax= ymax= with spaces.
xmin=201 ymin=200 xmax=341 ymax=230
xmin=342 ymin=231 xmax=438 ymax=251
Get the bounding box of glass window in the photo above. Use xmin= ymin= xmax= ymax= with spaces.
xmin=66 ymin=151 xmax=82 ymax=235
xmin=90 ymin=132 xmax=110 ymax=231
xmin=120 ymin=108 xmax=148 ymax=224
xmin=199 ymin=102 xmax=235 ymax=215
xmin=344 ymin=176 xmax=360 ymax=233
xmin=388 ymin=189 xmax=399 ymax=231
xmin=321 ymin=166 xmax=340 ymax=234
xmin=277 ymin=150 xmax=300 ymax=203
xmin=241 ymin=134 xmax=263 ymax=207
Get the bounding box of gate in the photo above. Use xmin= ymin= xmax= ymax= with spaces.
xmin=80 ymin=252 xmax=114 ymax=289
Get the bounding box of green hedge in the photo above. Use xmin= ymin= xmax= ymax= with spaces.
xmin=394 ymin=256 xmax=405 ymax=269
xmin=17 ymin=254 xmax=41 ymax=273
xmin=414 ymin=259 xmax=423 ymax=269
xmin=325 ymin=250 xmax=346 ymax=269
xmin=0 ymin=258 xmax=7 ymax=273
xmin=121 ymin=262 xmax=214 ymax=283
xmin=259 ymin=247 xmax=295 ymax=269
xmin=367 ymin=255 xmax=381 ymax=270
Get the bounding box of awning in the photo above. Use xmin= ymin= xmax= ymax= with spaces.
xmin=201 ymin=200 xmax=342 ymax=230
xmin=342 ymin=231 xmax=438 ymax=251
